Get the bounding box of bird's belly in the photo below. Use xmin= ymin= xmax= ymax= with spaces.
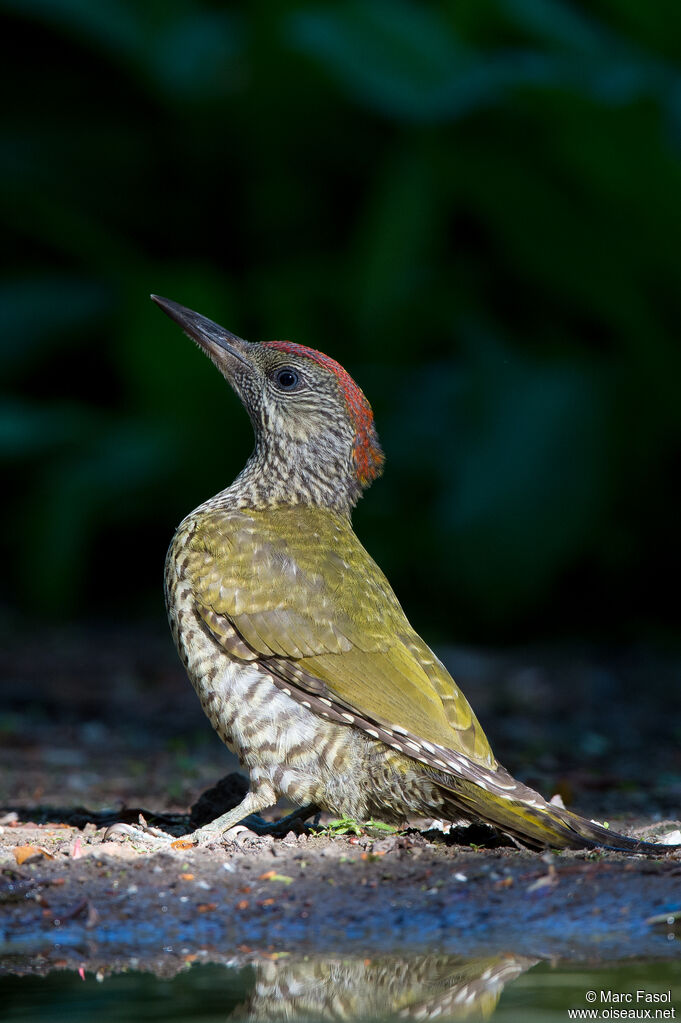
xmin=170 ymin=600 xmax=373 ymax=812
xmin=169 ymin=596 xmax=448 ymax=823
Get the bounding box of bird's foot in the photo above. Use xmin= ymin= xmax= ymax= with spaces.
xmin=187 ymin=806 xmax=317 ymax=846
xmin=102 ymin=817 xmax=243 ymax=849
xmin=104 ymin=805 xmax=317 ymax=850
xmin=182 ymin=813 xmax=271 ymax=847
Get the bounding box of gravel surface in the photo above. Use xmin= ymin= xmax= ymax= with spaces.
xmin=1 ymin=623 xmax=680 ymax=975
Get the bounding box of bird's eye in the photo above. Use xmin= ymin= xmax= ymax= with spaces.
xmin=274 ymin=367 xmax=300 ymax=390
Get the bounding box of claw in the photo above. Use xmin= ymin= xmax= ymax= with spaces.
xmin=103 ymin=804 xmax=315 ymax=850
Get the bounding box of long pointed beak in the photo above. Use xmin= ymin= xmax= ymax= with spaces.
xmin=150 ymin=295 xmax=253 ymax=369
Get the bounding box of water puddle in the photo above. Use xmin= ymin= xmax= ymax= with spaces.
xmin=2 ymin=953 xmax=680 ymax=1021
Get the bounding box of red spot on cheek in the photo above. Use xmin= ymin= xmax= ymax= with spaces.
xmin=264 ymin=340 xmax=384 ymax=484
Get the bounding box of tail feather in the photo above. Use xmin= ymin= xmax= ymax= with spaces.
xmin=434 ymin=767 xmax=673 ymax=853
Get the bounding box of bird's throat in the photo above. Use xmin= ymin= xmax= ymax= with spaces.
xmin=200 ymin=442 xmax=359 ymax=517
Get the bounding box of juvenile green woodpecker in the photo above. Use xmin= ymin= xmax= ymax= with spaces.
xmin=153 ymin=296 xmax=665 ymax=852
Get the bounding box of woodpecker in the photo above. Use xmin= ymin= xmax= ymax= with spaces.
xmin=152 ymin=296 xmax=669 ymax=852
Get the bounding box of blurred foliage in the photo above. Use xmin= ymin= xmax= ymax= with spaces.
xmin=1 ymin=0 xmax=680 ymax=641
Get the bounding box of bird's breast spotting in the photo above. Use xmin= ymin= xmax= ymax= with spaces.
xmin=163 ymin=504 xmax=456 ymax=821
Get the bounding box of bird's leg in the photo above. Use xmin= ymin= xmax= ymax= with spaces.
xmin=186 ymin=788 xmax=275 ymax=845
xmin=188 ymin=801 xmax=319 ymax=845
xmin=105 ymin=793 xmax=318 ymax=849
xmin=105 ymin=788 xmax=274 ymax=848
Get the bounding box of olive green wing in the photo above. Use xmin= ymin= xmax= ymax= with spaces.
xmin=181 ymin=507 xmax=495 ymax=768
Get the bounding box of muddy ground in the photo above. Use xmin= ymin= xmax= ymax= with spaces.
xmin=1 ymin=624 xmax=680 ymax=976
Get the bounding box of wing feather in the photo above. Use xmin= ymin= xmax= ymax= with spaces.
xmin=182 ymin=506 xmax=495 ymax=767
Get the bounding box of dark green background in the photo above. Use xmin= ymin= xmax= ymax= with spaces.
xmin=3 ymin=0 xmax=680 ymax=643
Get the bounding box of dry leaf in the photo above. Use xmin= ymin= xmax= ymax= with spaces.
xmin=14 ymin=845 xmax=54 ymax=865
xmin=171 ymin=838 xmax=195 ymax=850
xmin=258 ymin=870 xmax=293 ymax=884
xmin=657 ymin=830 xmax=681 ymax=846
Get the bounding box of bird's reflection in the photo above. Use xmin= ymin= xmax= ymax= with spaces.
xmin=231 ymin=952 xmax=539 ymax=1021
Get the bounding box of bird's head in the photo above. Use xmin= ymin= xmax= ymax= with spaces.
xmin=152 ymin=296 xmax=384 ymax=512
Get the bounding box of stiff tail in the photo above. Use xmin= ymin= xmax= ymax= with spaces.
xmin=435 ymin=767 xmax=674 ymax=853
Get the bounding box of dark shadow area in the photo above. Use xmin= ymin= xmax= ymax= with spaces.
xmin=1 ymin=1 xmax=680 ymax=645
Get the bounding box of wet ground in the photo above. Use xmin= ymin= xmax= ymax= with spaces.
xmin=2 ymin=817 xmax=681 ymax=966
xmin=1 ymin=623 xmax=680 ymax=1017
